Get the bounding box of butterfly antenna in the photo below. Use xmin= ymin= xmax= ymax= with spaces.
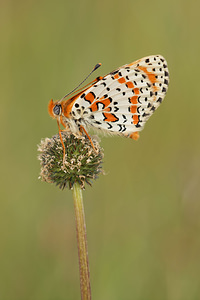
xmin=61 ymin=63 xmax=102 ymax=100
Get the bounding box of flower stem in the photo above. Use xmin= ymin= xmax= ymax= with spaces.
xmin=72 ymin=182 xmax=91 ymax=300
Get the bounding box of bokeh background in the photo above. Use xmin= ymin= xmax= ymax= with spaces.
xmin=1 ymin=0 xmax=200 ymax=299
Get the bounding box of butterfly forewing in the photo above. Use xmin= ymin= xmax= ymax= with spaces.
xmin=70 ymin=55 xmax=169 ymax=137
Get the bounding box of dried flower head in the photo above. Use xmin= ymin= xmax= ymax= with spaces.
xmin=38 ymin=133 xmax=104 ymax=189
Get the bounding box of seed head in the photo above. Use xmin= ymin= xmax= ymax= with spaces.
xmin=38 ymin=133 xmax=104 ymax=189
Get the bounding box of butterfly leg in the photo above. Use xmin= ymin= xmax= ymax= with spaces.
xmin=129 ymin=132 xmax=140 ymax=140
xmin=79 ymin=125 xmax=97 ymax=153
xmin=57 ymin=120 xmax=67 ymax=166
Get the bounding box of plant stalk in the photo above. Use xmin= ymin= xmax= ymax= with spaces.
xmin=72 ymin=182 xmax=91 ymax=300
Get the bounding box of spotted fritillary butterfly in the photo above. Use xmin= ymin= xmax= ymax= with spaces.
xmin=48 ymin=55 xmax=169 ymax=151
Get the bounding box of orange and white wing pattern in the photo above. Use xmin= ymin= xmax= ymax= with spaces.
xmin=70 ymin=55 xmax=169 ymax=139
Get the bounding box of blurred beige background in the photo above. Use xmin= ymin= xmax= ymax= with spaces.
xmin=1 ymin=0 xmax=200 ymax=299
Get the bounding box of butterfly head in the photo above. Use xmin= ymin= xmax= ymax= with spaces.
xmin=48 ymin=99 xmax=63 ymax=119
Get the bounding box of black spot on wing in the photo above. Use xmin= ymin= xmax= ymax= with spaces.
xmin=110 ymin=69 xmax=119 ymax=75
xmin=107 ymin=123 xmax=113 ymax=129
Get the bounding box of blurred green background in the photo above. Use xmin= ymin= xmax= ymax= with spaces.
xmin=1 ymin=0 xmax=200 ymax=299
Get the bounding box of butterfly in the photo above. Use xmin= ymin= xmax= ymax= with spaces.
xmin=48 ymin=55 xmax=169 ymax=156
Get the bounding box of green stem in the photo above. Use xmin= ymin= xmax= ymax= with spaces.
xmin=72 ymin=182 xmax=91 ymax=300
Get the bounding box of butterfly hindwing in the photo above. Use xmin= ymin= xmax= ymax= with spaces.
xmin=71 ymin=55 xmax=169 ymax=137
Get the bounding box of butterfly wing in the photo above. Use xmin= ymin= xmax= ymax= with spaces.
xmin=71 ymin=55 xmax=169 ymax=138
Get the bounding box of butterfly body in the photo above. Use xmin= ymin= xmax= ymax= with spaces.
xmin=48 ymin=55 xmax=169 ymax=143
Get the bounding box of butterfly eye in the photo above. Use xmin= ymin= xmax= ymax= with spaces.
xmin=53 ymin=104 xmax=62 ymax=116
